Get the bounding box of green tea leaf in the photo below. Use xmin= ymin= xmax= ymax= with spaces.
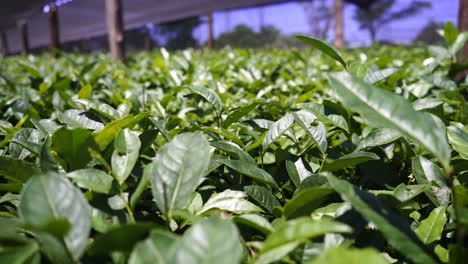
xmin=412 ymin=156 xmax=450 ymax=206
xmin=296 ymin=35 xmax=347 ymax=68
xmin=263 ymin=113 xmax=294 ymax=149
xmin=224 ymin=102 xmax=259 ymax=128
xmin=364 ymin=68 xmax=399 ymax=84
xmin=415 ymin=206 xmax=447 ymax=244
xmin=447 ymin=126 xmax=468 ymax=160
xmin=111 ymin=129 xmax=141 ymax=184
xmin=197 ymin=189 xmax=262 ymax=215
xmin=129 ymin=230 xmax=178 ymax=264
xmin=211 ymin=141 xmax=256 ymax=164
xmin=220 ymin=159 xmax=279 ymax=188
xmin=327 ymin=174 xmax=440 ymax=264
xmin=244 ymin=185 xmax=281 ymax=213
xmin=187 ymin=85 xmax=223 ymax=113
xmin=175 ymin=216 xmax=242 ymax=264
xmin=284 ymin=187 xmax=334 ymax=219
xmin=233 ymin=214 xmax=274 ymax=235
xmin=19 ymin=173 xmax=91 ymax=261
xmin=0 ymin=156 xmax=40 ymax=182
xmin=357 ymin=128 xmax=401 ymax=150
xmin=148 ymin=133 xmax=210 ymax=217
xmin=66 ymin=169 xmax=113 ymax=194
xmin=323 ymin=151 xmax=379 ymax=172
xmin=329 ymin=72 xmax=450 ymax=169
xmin=293 ymin=111 xmax=327 ymax=154
xmin=310 ymin=247 xmax=390 ymax=264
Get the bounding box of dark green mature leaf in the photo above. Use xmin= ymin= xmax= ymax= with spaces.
xmin=326 ymin=174 xmax=440 ymax=264
xmin=93 ymin=113 xmax=148 ymax=151
xmin=224 ymin=102 xmax=259 ymax=128
xmin=412 ymin=156 xmax=450 ymax=206
xmin=283 ymin=187 xmax=334 ymax=219
xmin=364 ymin=68 xmax=399 ymax=84
xmin=447 ymin=126 xmax=468 ymax=159
xmin=310 ymin=247 xmax=390 ymax=264
xmin=197 ymin=189 xmax=262 ymax=215
xmin=296 ymin=35 xmax=347 ymax=68
xmin=357 ymin=128 xmax=401 ymax=150
xmin=211 ymin=141 xmax=256 ymax=164
xmin=415 ymin=206 xmax=447 ymax=244
xmin=233 ymin=214 xmax=274 ymax=235
xmin=129 ymin=230 xmax=178 ymax=264
xmin=19 ymin=173 xmax=91 ymax=261
xmin=0 ymin=240 xmax=39 ymax=264
xmin=220 ymin=159 xmax=279 ymax=188
xmin=323 ymin=151 xmax=379 ymax=172
xmin=66 ymin=169 xmax=113 ymax=194
xmin=255 ymin=217 xmax=351 ymax=264
xmin=329 ymin=72 xmax=450 ymax=169
xmin=89 ymin=223 xmax=153 ymax=255
xmin=174 ymin=216 xmax=243 ymax=264
xmin=187 ymin=85 xmax=223 ymax=113
xmin=244 ymin=186 xmax=281 ymax=213
xmin=0 ymin=156 xmax=40 ymax=182
xmin=148 ymin=133 xmax=210 ymax=217
xmin=51 ymin=127 xmax=97 ymax=172
xmin=263 ymin=113 xmax=294 ymax=149
xmin=111 ymin=129 xmax=141 ymax=184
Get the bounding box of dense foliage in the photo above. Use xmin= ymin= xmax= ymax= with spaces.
xmin=0 ymin=22 xmax=467 ymax=263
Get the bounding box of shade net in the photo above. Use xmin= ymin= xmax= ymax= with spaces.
xmin=1 ymin=0 xmax=291 ymax=53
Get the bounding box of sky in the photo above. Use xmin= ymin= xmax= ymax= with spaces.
xmin=194 ymin=0 xmax=458 ymax=46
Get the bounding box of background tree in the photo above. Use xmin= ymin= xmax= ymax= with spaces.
xmin=156 ymin=16 xmax=202 ymax=51
xmin=459 ymin=0 xmax=468 ymax=61
xmin=354 ymin=0 xmax=431 ymax=43
xmin=413 ymin=20 xmax=444 ymax=44
xmin=300 ymin=0 xmax=333 ymax=39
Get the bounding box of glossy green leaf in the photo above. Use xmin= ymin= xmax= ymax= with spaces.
xmin=19 ymin=173 xmax=91 ymax=261
xmin=148 ymin=133 xmax=210 ymax=217
xmin=284 ymin=187 xmax=334 ymax=219
xmin=297 ymin=102 xmax=349 ymax=132
xmin=310 ymin=247 xmax=390 ymax=264
xmin=327 ymin=174 xmax=440 ymax=264
xmin=66 ymin=169 xmax=113 ymax=194
xmin=296 ymin=35 xmax=347 ymax=68
xmin=244 ymin=185 xmax=281 ymax=213
xmin=220 ymin=159 xmax=279 ymax=188
xmin=233 ymin=214 xmax=274 ymax=234
xmin=256 ymin=217 xmax=351 ymax=264
xmin=0 ymin=240 xmax=39 ymax=264
xmin=364 ymin=68 xmax=399 ymax=84
xmin=412 ymin=98 xmax=444 ymax=111
xmin=286 ymin=156 xmax=313 ymax=187
xmin=444 ymin=22 xmax=459 ymax=45
xmin=447 ymin=126 xmax=468 ymax=159
xmin=197 ymin=189 xmax=262 ymax=215
xmin=0 ymin=156 xmax=40 ymax=182
xmin=224 ymin=102 xmax=259 ymax=128
xmin=187 ymin=85 xmax=223 ymax=113
xmin=293 ymin=111 xmax=327 ymax=154
xmin=415 ymin=206 xmax=447 ymax=244
xmin=211 ymin=141 xmax=256 ymax=164
xmin=174 ymin=216 xmax=242 ymax=264
xmin=323 ymin=151 xmax=379 ymax=172
xmin=329 ymin=72 xmax=450 ymax=169
xmin=450 ymin=32 xmax=468 ymax=55
xmin=10 ymin=128 xmax=42 ymax=159
xmin=357 ymin=128 xmax=401 ymax=150
xmin=58 ymin=110 xmax=104 ymax=130
xmin=129 ymin=230 xmax=178 ymax=264
xmin=93 ymin=113 xmax=148 ymax=151
xmin=263 ymin=113 xmax=294 ymax=149
xmin=412 ymin=156 xmax=450 ymax=206
xmin=111 ymin=128 xmax=141 ymax=184
xmin=51 ymin=127 xmax=97 ymax=172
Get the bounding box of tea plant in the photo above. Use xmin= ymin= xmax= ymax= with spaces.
xmin=0 ymin=22 xmax=467 ymax=263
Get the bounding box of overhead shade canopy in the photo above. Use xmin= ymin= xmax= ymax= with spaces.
xmin=1 ymin=0 xmax=292 ymax=53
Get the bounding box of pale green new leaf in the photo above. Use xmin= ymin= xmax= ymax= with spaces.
xmin=293 ymin=111 xmax=327 ymax=154
xmin=310 ymin=247 xmax=390 ymax=264
xmin=323 ymin=151 xmax=379 ymax=172
xmin=66 ymin=169 xmax=114 ymax=194
xmin=447 ymin=126 xmax=468 ymax=160
xmin=296 ymin=35 xmax=347 ymax=68
xmin=357 ymin=128 xmax=401 ymax=150
xmin=364 ymin=68 xmax=399 ymax=84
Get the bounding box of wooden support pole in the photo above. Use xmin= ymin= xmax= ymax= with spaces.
xmin=144 ymin=28 xmax=153 ymax=51
xmin=207 ymin=12 xmax=214 ymax=50
xmin=458 ymin=0 xmax=468 ymax=61
xmin=48 ymin=5 xmax=60 ymax=55
xmin=106 ymin=0 xmax=125 ymax=61
xmin=333 ymin=0 xmax=345 ymax=49
xmin=1 ymin=32 xmax=9 ymax=55
xmin=18 ymin=20 xmax=29 ymax=54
